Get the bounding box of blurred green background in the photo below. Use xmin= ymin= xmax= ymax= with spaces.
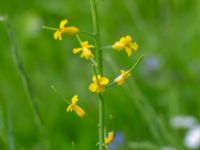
xmin=0 ymin=0 xmax=200 ymax=149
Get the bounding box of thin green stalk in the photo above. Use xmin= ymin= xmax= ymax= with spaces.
xmin=90 ymin=0 xmax=102 ymax=74
xmin=79 ymin=31 xmax=95 ymax=37
xmin=75 ymin=34 xmax=82 ymax=43
xmin=128 ymin=53 xmax=144 ymax=72
xmin=100 ymin=45 xmax=112 ymax=50
xmin=42 ymin=26 xmax=57 ymax=31
xmin=4 ymin=15 xmax=43 ymax=130
xmin=90 ymin=0 xmax=105 ymax=150
xmin=4 ymin=15 xmax=50 ymax=149
xmin=98 ymin=93 xmax=105 ymax=150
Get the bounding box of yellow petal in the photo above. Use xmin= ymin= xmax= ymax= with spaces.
xmin=130 ymin=42 xmax=139 ymax=51
xmin=89 ymin=83 xmax=98 ymax=92
xmin=66 ymin=104 xmax=73 ymax=112
xmin=99 ymin=77 xmax=109 ymax=85
xmin=63 ymin=26 xmax=79 ymax=35
xmin=81 ymin=41 xmax=89 ymax=47
xmin=82 ymin=49 xmax=94 ymax=60
xmin=73 ymin=48 xmax=82 ymax=54
xmin=88 ymin=44 xmax=95 ymax=49
xmin=92 ymin=75 xmax=100 ymax=83
xmin=54 ymin=31 xmax=62 ymax=40
xmin=112 ymin=41 xmax=124 ymax=50
xmin=121 ymin=35 xmax=132 ymax=44
xmin=105 ymin=132 xmax=114 ymax=145
xmin=114 ymin=70 xmax=131 ymax=85
xmin=96 ymin=85 xmax=105 ymax=93
xmin=114 ymin=74 xmax=125 ymax=85
xmin=73 ymin=105 xmax=85 ymax=118
xmin=72 ymin=95 xmax=78 ymax=104
xmin=125 ymin=47 xmax=133 ymax=56
xmin=60 ymin=19 xmax=68 ymax=28
xmin=120 ymin=70 xmax=126 ymax=74
xmin=121 ymin=70 xmax=131 ymax=77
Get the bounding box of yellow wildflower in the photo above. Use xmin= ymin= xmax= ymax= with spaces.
xmin=112 ymin=35 xmax=138 ymax=56
xmin=89 ymin=75 xmax=109 ymax=93
xmin=105 ymin=132 xmax=114 ymax=145
xmin=54 ymin=19 xmax=79 ymax=40
xmin=73 ymin=41 xmax=94 ymax=60
xmin=114 ymin=70 xmax=131 ymax=85
xmin=66 ymin=95 xmax=85 ymax=118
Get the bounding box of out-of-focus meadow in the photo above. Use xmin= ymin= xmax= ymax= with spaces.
xmin=0 ymin=0 xmax=200 ymax=149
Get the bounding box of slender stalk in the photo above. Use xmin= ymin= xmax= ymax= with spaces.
xmin=128 ymin=53 xmax=144 ymax=72
xmin=90 ymin=0 xmax=105 ymax=150
xmin=90 ymin=0 xmax=102 ymax=74
xmin=79 ymin=31 xmax=95 ymax=37
xmin=42 ymin=26 xmax=57 ymax=31
xmin=4 ymin=15 xmax=43 ymax=130
xmin=4 ymin=15 xmax=50 ymax=149
xmin=100 ymin=45 xmax=112 ymax=50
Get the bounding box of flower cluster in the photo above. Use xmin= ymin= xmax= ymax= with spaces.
xmin=44 ymin=18 xmax=142 ymax=148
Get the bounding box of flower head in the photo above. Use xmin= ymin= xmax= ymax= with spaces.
xmin=114 ymin=70 xmax=131 ymax=85
xmin=73 ymin=41 xmax=94 ymax=60
xmin=89 ymin=75 xmax=109 ymax=93
xmin=112 ymin=35 xmax=138 ymax=56
xmin=66 ymin=95 xmax=85 ymax=118
xmin=105 ymin=132 xmax=114 ymax=146
xmin=54 ymin=19 xmax=79 ymax=40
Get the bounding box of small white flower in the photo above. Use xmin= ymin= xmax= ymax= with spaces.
xmin=170 ymin=115 xmax=197 ymax=129
xmin=184 ymin=126 xmax=200 ymax=149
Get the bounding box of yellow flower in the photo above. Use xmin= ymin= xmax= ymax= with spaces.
xmin=112 ymin=35 xmax=138 ymax=56
xmin=105 ymin=132 xmax=114 ymax=145
xmin=114 ymin=70 xmax=131 ymax=85
xmin=89 ymin=75 xmax=109 ymax=93
xmin=54 ymin=19 xmax=79 ymax=40
xmin=66 ymin=95 xmax=85 ymax=118
xmin=73 ymin=41 xmax=94 ymax=60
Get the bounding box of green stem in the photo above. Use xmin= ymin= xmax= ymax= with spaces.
xmin=128 ymin=53 xmax=144 ymax=72
xmin=42 ymin=26 xmax=57 ymax=31
xmin=4 ymin=15 xmax=43 ymax=130
xmin=90 ymin=0 xmax=102 ymax=74
xmin=90 ymin=0 xmax=105 ymax=150
xmin=4 ymin=15 xmax=50 ymax=150
xmin=79 ymin=31 xmax=95 ymax=37
xmin=75 ymin=34 xmax=82 ymax=43
xmin=100 ymin=45 xmax=112 ymax=50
